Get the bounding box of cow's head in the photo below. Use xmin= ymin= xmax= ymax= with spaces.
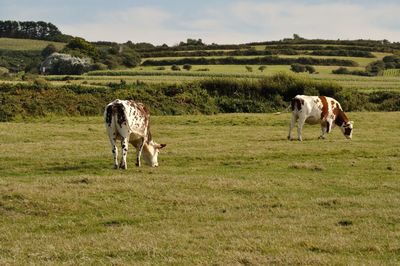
xmin=340 ymin=121 xmax=354 ymax=139
xmin=142 ymin=141 xmax=166 ymax=167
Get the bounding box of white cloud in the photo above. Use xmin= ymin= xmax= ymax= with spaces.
xmin=61 ymin=7 xmax=180 ymax=44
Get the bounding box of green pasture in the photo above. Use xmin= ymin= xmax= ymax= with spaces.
xmin=0 ymin=112 xmax=399 ymax=265
xmin=384 ymin=69 xmax=400 ymax=77
xmin=78 ymin=65 xmax=400 ymax=92
xmin=0 ymin=37 xmax=65 ymax=51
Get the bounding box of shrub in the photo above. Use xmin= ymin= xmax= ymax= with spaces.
xmin=183 ymin=64 xmax=192 ymax=71
xmin=291 ymin=63 xmax=306 ymax=73
xmin=332 ymin=67 xmax=350 ymax=74
xmin=305 ymin=65 xmax=316 ymax=74
xmin=171 ymin=65 xmax=181 ymax=71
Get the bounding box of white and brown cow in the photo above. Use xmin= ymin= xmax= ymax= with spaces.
xmin=104 ymin=99 xmax=166 ymax=169
xmin=288 ymin=95 xmax=353 ymax=141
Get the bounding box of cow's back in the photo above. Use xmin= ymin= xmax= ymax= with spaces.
xmin=105 ymin=99 xmax=150 ymax=139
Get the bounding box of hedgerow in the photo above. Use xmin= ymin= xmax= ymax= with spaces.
xmin=0 ymin=73 xmax=399 ymax=121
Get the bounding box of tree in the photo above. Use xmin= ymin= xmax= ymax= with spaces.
xmin=0 ymin=20 xmax=62 ymax=40
xmin=64 ymin=37 xmax=99 ymax=59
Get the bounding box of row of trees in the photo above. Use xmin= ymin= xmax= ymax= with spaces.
xmin=0 ymin=20 xmax=72 ymax=42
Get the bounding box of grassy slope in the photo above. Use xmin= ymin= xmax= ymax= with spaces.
xmin=0 ymin=37 xmax=65 ymax=51
xmin=0 ymin=113 xmax=399 ymax=265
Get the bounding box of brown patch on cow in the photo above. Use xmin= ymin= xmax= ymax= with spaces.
xmin=331 ymin=100 xmax=335 ymax=109
xmin=319 ymin=96 xmax=329 ymax=120
xmin=333 ymin=107 xmax=349 ymax=126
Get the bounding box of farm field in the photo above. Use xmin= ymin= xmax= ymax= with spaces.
xmin=0 ymin=112 xmax=399 ymax=265
xmin=0 ymin=37 xmax=65 ymax=51
xmin=142 ymin=52 xmax=390 ymax=67
xmin=37 ymin=65 xmax=400 ymax=92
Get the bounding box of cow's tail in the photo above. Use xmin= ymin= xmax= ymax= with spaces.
xmin=274 ymin=103 xmax=292 ymax=115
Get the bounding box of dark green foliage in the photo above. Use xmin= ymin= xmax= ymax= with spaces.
xmin=41 ymin=44 xmax=58 ymax=57
xmin=63 ymin=37 xmax=99 ymax=59
xmin=332 ymin=67 xmax=372 ymax=76
xmin=305 ymin=65 xmax=316 ymax=74
xmin=171 ymin=65 xmax=181 ymax=71
xmin=0 ymin=50 xmax=42 ymax=73
xmin=291 ymin=64 xmax=315 ymax=73
xmin=332 ymin=67 xmax=350 ymax=75
xmin=0 ymin=20 xmax=62 ymax=41
xmin=291 ymin=63 xmax=306 ymax=73
xmin=0 ymin=73 xmax=398 ymax=121
xmin=183 ymin=64 xmax=192 ymax=71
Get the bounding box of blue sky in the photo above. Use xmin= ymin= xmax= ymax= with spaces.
xmin=1 ymin=0 xmax=399 ymax=44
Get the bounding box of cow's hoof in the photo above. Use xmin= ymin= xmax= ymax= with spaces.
xmin=135 ymin=163 xmax=140 ymax=167
xmin=114 ymin=164 xmax=118 ymax=169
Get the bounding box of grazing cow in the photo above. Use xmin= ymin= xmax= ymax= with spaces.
xmin=104 ymin=99 xmax=166 ymax=169
xmin=288 ymin=95 xmax=353 ymax=141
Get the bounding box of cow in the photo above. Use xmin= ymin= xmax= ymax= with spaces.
xmin=104 ymin=99 xmax=166 ymax=169
xmin=288 ymin=95 xmax=353 ymax=141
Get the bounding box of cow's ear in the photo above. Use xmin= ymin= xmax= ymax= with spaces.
xmin=159 ymin=144 xmax=167 ymax=149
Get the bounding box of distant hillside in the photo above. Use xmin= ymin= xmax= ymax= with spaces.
xmin=0 ymin=37 xmax=66 ymax=51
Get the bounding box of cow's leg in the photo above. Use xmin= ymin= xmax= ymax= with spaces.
xmin=135 ymin=137 xmax=145 ymax=167
xmin=288 ymin=113 xmax=297 ymax=140
xmin=107 ymin=128 xmax=119 ymax=169
xmin=320 ymin=120 xmax=332 ymax=139
xmin=120 ymin=137 xmax=129 ymax=169
xmin=297 ymin=117 xmax=306 ymax=141
xmin=319 ymin=124 xmax=327 ymax=139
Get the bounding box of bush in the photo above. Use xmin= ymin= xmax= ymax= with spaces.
xmin=332 ymin=67 xmax=350 ymax=74
xmin=171 ymin=65 xmax=181 ymax=71
xmin=0 ymin=73 xmax=398 ymax=121
xmin=183 ymin=64 xmax=192 ymax=71
xmin=305 ymin=65 xmax=316 ymax=74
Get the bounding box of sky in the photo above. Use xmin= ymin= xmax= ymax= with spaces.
xmin=1 ymin=0 xmax=399 ymax=45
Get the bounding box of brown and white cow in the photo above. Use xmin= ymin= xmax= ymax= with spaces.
xmin=288 ymin=95 xmax=353 ymax=141
xmin=104 ymin=99 xmax=166 ymax=169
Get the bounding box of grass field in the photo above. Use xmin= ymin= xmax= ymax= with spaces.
xmin=0 ymin=37 xmax=66 ymax=51
xmin=1 ymin=112 xmax=399 ymax=264
xmin=39 ymin=64 xmax=400 ymax=92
